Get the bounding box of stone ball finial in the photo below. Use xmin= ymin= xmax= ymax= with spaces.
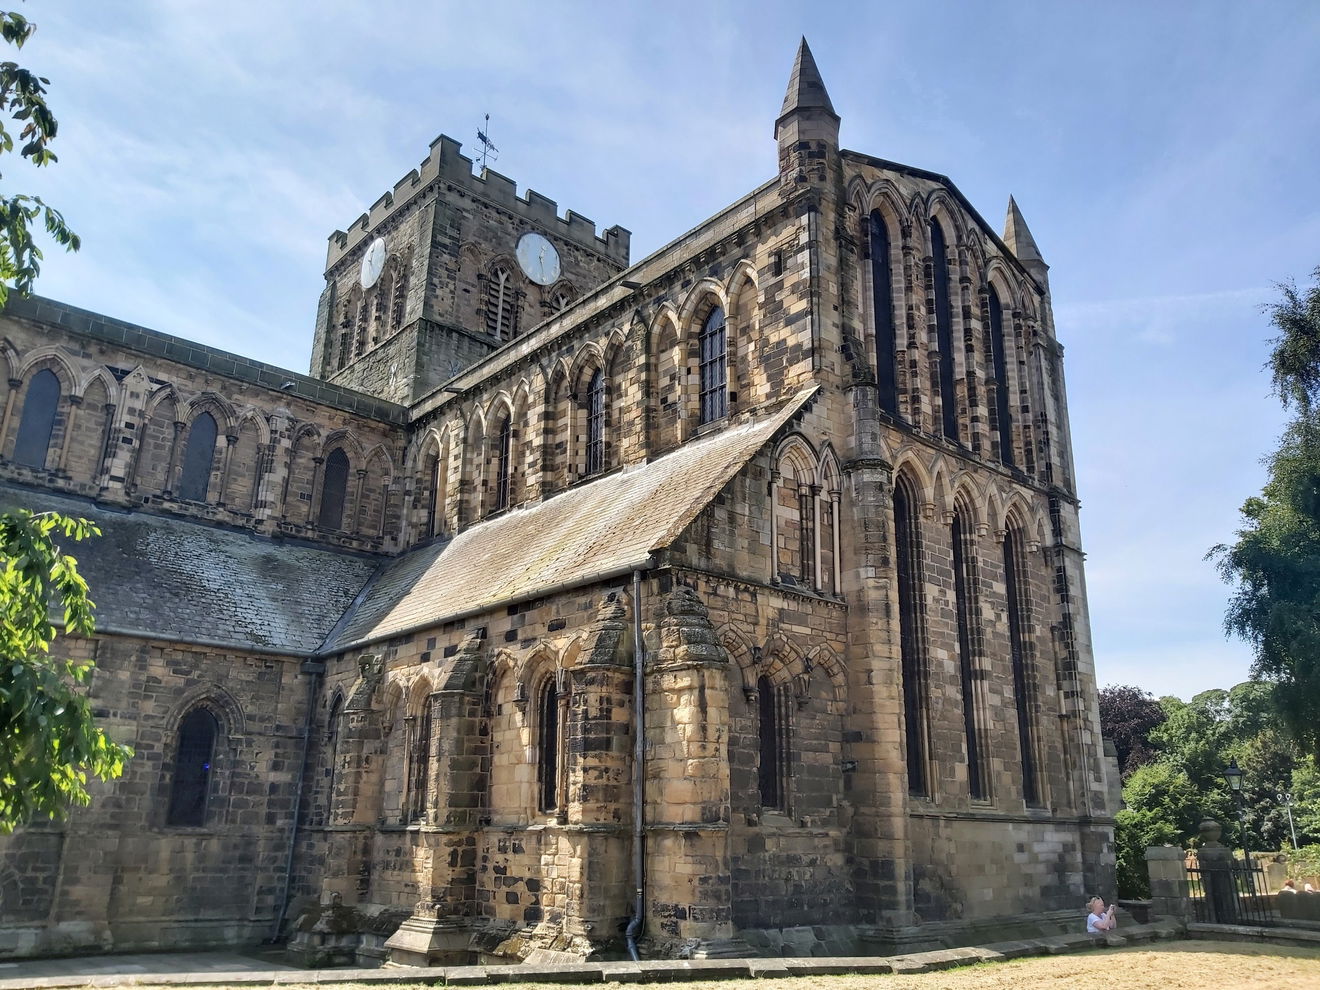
xmin=1198 ymin=818 xmax=1223 ymax=847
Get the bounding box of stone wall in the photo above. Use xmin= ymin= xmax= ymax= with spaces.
xmin=0 ymin=298 xmax=405 ymax=553
xmin=0 ymin=634 xmax=311 ymax=958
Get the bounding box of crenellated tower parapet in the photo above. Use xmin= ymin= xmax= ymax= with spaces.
xmin=325 ymin=134 xmax=630 ymax=272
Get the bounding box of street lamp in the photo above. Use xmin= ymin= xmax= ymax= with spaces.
xmin=1277 ymin=789 xmax=1300 ymax=851
xmin=1223 ymin=759 xmax=1251 ymax=869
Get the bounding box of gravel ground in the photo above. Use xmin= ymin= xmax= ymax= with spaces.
xmin=115 ymin=940 xmax=1320 ymax=990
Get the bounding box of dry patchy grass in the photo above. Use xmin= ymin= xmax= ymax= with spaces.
xmin=118 ymin=940 xmax=1320 ymax=990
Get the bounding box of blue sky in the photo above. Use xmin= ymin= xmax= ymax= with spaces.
xmin=13 ymin=1 xmax=1320 ymax=699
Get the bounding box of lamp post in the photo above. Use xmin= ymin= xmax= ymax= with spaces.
xmin=1223 ymin=759 xmax=1251 ymax=869
xmin=1277 ymin=789 xmax=1300 ymax=851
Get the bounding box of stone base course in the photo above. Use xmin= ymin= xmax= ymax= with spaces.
xmin=0 ymin=921 xmax=1191 ymax=989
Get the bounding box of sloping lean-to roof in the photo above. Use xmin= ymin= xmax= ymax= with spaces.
xmin=324 ymin=386 xmax=819 ymax=654
xmin=0 ymin=482 xmax=381 ymax=656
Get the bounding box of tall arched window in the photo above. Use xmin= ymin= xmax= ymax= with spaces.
xmin=952 ymin=510 xmax=987 ymax=799
xmin=585 ymin=369 xmax=605 ymax=477
xmin=486 ymin=266 xmax=518 ymax=340
xmin=798 ymin=484 xmax=816 ymax=586
xmin=929 ymin=219 xmax=958 ymax=441
xmin=987 ymin=286 xmax=1015 ymax=467
xmin=869 ymin=210 xmax=898 ymax=415
xmin=13 ymin=368 xmax=60 ymax=469
xmin=167 ymin=707 xmax=219 ymax=827
xmin=757 ymin=675 xmax=789 ymax=812
xmin=319 ymin=448 xmax=350 ymax=530
xmin=423 ymin=451 xmax=441 ymax=539
xmin=698 ymin=305 xmax=728 ymax=424
xmin=407 ymin=695 xmax=433 ymax=823
xmin=537 ymin=679 xmax=560 ymax=813
xmin=493 ymin=417 xmax=512 ymax=512
xmin=1004 ymin=528 xmax=1041 ymax=805
xmin=893 ymin=477 xmax=929 ymax=797
xmin=178 ymin=412 xmax=218 ymax=501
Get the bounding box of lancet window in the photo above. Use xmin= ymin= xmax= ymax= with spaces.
xmin=13 ymin=368 xmax=60 ymax=469
xmin=177 ymin=412 xmax=217 ymax=502
xmin=537 ymin=679 xmax=560 ymax=813
xmin=930 ymin=219 xmax=958 ymax=441
xmin=407 ymin=696 xmax=433 ymax=823
xmin=952 ymin=510 xmax=988 ymax=799
xmin=1004 ymin=526 xmax=1041 ymax=805
xmin=493 ymin=417 xmax=512 ymax=512
xmin=319 ymin=447 xmax=350 ymax=531
xmin=987 ymin=286 xmax=1014 ymax=466
xmin=585 ymin=369 xmax=605 ymax=477
xmin=869 ymin=210 xmax=898 ymax=415
xmin=166 ymin=707 xmax=219 ymax=827
xmin=893 ymin=476 xmax=929 ymax=797
xmin=698 ymin=304 xmax=728 ymax=424
xmin=757 ymin=675 xmax=790 ymax=812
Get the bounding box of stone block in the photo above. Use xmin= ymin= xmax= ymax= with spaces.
xmin=445 ymin=965 xmax=492 ymax=985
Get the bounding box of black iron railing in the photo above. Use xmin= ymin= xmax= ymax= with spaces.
xmin=1187 ymin=859 xmax=1275 ymax=925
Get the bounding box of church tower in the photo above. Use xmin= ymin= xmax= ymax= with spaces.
xmin=308 ymin=137 xmax=630 ymax=405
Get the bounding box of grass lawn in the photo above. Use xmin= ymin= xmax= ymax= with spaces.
xmin=113 ymin=940 xmax=1320 ymax=990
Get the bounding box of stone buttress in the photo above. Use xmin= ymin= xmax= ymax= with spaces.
xmin=385 ymin=629 xmax=489 ymax=965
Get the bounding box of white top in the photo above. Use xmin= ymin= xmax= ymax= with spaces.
xmin=1086 ymin=912 xmax=1105 ymax=933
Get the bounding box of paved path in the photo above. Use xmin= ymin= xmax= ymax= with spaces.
xmin=0 ymin=949 xmax=296 ymax=988
xmin=0 ymin=921 xmax=1212 ymax=989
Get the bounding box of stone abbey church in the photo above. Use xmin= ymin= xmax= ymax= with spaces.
xmin=0 ymin=42 xmax=1116 ymax=964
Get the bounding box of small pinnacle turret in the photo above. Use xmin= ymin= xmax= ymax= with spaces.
xmin=1003 ymin=195 xmax=1050 ymax=288
xmin=777 ymin=37 xmax=838 ymax=128
xmin=775 ymin=38 xmax=840 ymax=186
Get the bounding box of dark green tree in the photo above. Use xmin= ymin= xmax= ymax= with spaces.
xmin=1211 ymin=267 xmax=1320 ymax=758
xmin=1098 ymin=683 xmax=1166 ymax=777
xmin=0 ymin=7 xmax=80 ymax=306
xmin=0 ymin=510 xmax=131 ymax=831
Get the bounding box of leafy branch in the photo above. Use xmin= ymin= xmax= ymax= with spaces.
xmin=0 ymin=509 xmax=132 ymax=832
xmin=0 ymin=8 xmax=79 ymax=307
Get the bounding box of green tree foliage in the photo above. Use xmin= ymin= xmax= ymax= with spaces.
xmin=1098 ymin=683 xmax=1166 ymax=777
xmin=1211 ymin=267 xmax=1320 ymax=758
xmin=1112 ymin=681 xmax=1320 ymax=897
xmin=1114 ymin=762 xmax=1200 ymax=897
xmin=0 ymin=510 xmax=131 ymax=832
xmin=0 ymin=8 xmax=79 ymax=306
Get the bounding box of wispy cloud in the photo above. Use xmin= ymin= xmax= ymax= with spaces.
xmin=11 ymin=0 xmax=1320 ymax=702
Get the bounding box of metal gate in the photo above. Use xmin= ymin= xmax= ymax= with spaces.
xmin=1187 ymin=859 xmax=1275 ymax=925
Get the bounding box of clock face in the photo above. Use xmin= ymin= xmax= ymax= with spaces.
xmin=359 ymin=237 xmax=387 ymax=289
xmin=516 ymin=232 xmax=561 ymax=286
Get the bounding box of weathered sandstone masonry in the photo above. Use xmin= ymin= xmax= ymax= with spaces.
xmin=0 ymin=40 xmax=1116 ymax=963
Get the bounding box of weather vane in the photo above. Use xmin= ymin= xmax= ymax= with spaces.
xmin=476 ymin=113 xmax=499 ymax=172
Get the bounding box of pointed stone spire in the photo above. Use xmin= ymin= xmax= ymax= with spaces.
xmin=778 ymin=37 xmax=837 ymax=123
xmin=1003 ymin=195 xmax=1050 ymax=287
xmin=775 ymin=38 xmax=840 ymax=186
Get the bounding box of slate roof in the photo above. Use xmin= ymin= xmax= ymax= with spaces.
xmin=0 ymin=482 xmax=380 ymax=656
xmin=324 ymin=386 xmax=819 ymax=653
